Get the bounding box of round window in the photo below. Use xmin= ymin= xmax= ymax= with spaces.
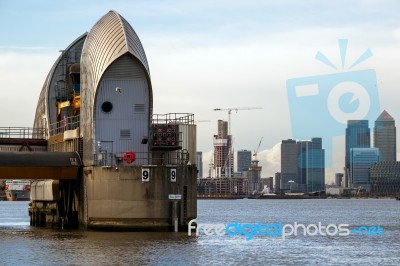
xmin=101 ymin=101 xmax=113 ymax=113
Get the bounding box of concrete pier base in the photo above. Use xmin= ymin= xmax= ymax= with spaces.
xmin=79 ymin=165 xmax=197 ymax=231
xmin=29 ymin=202 xmax=58 ymax=228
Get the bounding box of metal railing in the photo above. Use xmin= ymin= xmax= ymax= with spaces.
xmin=0 ymin=127 xmax=46 ymax=139
xmin=49 ymin=115 xmax=80 ymax=136
xmin=94 ymin=150 xmax=190 ymax=167
xmin=152 ymin=113 xmax=194 ymax=125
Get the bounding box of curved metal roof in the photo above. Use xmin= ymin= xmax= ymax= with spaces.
xmin=32 ymin=73 xmax=49 ymax=130
xmin=80 ymin=10 xmax=150 ymax=93
xmin=33 ymin=33 xmax=88 ymax=134
xmin=32 ymin=11 xmax=152 ymax=164
xmin=80 ymin=10 xmax=153 ymax=163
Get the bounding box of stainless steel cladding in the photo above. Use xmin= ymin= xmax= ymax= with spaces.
xmin=179 ymin=124 xmax=197 ymax=165
xmin=33 ymin=34 xmax=87 ymax=134
xmin=95 ymin=77 xmax=150 ymax=165
xmin=80 ymin=11 xmax=153 ymax=165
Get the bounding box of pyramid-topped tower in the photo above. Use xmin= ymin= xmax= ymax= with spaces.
xmin=374 ymin=110 xmax=396 ymax=162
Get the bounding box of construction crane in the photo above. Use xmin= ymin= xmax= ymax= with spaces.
xmin=213 ymin=107 xmax=262 ymax=177
xmin=213 ymin=107 xmax=262 ymax=136
xmin=253 ymin=136 xmax=263 ymax=161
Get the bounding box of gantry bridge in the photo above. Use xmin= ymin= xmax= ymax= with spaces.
xmin=0 ymin=127 xmax=82 ymax=180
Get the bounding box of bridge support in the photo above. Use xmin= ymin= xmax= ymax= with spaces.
xmin=28 ymin=164 xmax=196 ymax=231
xmin=80 ymin=164 xmax=196 ymax=231
xmin=29 ymin=179 xmax=80 ymax=229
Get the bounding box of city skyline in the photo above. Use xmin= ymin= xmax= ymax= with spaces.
xmin=200 ymin=110 xmax=398 ymax=183
xmin=2 ymin=1 xmax=400 ymax=184
xmin=199 ymin=110 xmax=399 ymax=190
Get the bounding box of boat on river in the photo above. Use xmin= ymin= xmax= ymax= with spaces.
xmin=4 ymin=180 xmax=31 ymax=201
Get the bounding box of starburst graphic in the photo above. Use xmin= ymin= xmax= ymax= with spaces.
xmin=315 ymin=39 xmax=373 ymax=70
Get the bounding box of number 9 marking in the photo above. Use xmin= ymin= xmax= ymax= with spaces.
xmin=170 ymin=169 xmax=176 ymax=183
xmin=142 ymin=168 xmax=150 ymax=182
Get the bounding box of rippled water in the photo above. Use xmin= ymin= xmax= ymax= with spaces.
xmin=0 ymin=199 xmax=399 ymax=265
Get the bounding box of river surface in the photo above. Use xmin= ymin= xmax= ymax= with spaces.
xmin=0 ymin=199 xmax=399 ymax=265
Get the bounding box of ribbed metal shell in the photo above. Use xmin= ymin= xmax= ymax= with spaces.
xmin=33 ymin=73 xmax=49 ymax=130
xmin=95 ymin=63 xmax=150 ymax=165
xmin=33 ymin=33 xmax=87 ymax=134
xmin=80 ymin=11 xmax=153 ymax=164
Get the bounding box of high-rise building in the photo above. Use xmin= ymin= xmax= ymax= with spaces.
xmin=281 ymin=138 xmax=325 ymax=192
xmin=197 ymin=151 xmax=203 ymax=178
xmin=349 ymin=148 xmax=379 ymax=190
xmin=281 ymin=139 xmax=298 ymax=191
xmin=237 ymin=150 xmax=252 ymax=172
xmin=275 ymin=172 xmax=281 ymax=192
xmin=370 ymin=161 xmax=400 ymax=195
xmin=247 ymin=159 xmax=262 ymax=194
xmin=345 ymin=120 xmax=370 ymax=187
xmin=297 ymin=138 xmax=325 ymax=192
xmin=374 ymin=110 xmax=396 ymax=162
xmin=213 ymin=120 xmax=233 ymax=177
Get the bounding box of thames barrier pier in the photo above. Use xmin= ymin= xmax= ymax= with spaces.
xmin=0 ymin=11 xmax=197 ymax=231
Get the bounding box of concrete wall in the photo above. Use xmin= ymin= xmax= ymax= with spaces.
xmin=81 ymin=164 xmax=197 ymax=230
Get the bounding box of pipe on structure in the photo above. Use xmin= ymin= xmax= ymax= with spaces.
xmin=0 ymin=151 xmax=81 ymax=179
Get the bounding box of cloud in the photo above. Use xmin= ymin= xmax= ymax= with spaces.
xmin=0 ymin=51 xmax=56 ymax=126
xmin=257 ymin=143 xmax=281 ymax=178
xmin=0 ymin=46 xmax=50 ymax=50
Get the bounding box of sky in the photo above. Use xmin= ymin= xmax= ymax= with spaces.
xmin=1 ymin=0 xmax=400 ymax=183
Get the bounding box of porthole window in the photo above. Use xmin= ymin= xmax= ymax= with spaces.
xmin=101 ymin=101 xmax=113 ymax=113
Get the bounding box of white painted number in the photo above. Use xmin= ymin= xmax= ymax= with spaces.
xmin=142 ymin=168 xmax=150 ymax=182
xmin=170 ymin=168 xmax=176 ymax=183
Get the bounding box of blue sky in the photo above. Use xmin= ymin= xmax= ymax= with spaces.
xmin=1 ymin=0 xmax=400 ymax=181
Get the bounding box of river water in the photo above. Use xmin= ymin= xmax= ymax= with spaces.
xmin=0 ymin=199 xmax=399 ymax=265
